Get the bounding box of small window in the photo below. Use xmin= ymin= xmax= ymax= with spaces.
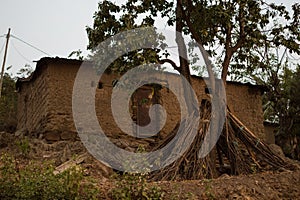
xmin=98 ymin=82 xmax=103 ymax=89
xmin=205 ymin=87 xmax=211 ymax=94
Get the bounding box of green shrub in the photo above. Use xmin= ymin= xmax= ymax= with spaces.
xmin=111 ymin=145 xmax=164 ymax=199
xmin=112 ymin=172 xmax=164 ymax=200
xmin=15 ymin=137 xmax=30 ymax=157
xmin=0 ymin=154 xmax=100 ymax=200
xmin=0 ymin=73 xmax=17 ymax=132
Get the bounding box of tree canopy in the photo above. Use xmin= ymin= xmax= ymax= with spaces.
xmin=87 ymin=0 xmax=299 ymax=83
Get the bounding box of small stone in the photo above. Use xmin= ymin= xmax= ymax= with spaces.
xmin=44 ymin=132 xmax=60 ymax=142
xmin=61 ymin=131 xmax=77 ymax=140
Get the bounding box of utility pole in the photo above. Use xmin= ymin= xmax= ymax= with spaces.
xmin=0 ymin=28 xmax=11 ymax=98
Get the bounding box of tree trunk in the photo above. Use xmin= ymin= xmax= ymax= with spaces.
xmin=175 ymin=0 xmax=197 ymax=114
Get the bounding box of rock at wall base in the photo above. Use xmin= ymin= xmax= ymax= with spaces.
xmin=44 ymin=131 xmax=60 ymax=142
xmin=60 ymin=131 xmax=78 ymax=140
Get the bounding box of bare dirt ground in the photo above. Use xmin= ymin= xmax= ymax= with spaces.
xmin=157 ymin=170 xmax=300 ymax=199
xmin=1 ymin=131 xmax=300 ymax=200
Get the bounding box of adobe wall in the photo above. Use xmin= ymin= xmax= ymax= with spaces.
xmin=45 ymin=62 xmax=122 ymax=141
xmin=17 ymin=60 xmax=265 ymax=142
xmin=226 ymin=82 xmax=265 ymax=139
xmin=17 ymin=66 xmax=50 ymax=135
xmin=45 ymin=62 xmax=80 ymax=140
xmin=264 ymin=122 xmax=277 ymax=144
xmin=158 ymin=76 xmax=265 ymax=140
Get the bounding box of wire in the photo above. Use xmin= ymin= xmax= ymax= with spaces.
xmin=10 ymin=34 xmax=51 ymax=56
xmin=0 ymin=34 xmax=5 ymax=38
xmin=10 ymin=40 xmax=34 ymax=63
xmin=165 ymin=46 xmax=178 ymax=49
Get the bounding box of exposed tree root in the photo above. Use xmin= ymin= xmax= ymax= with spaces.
xmin=150 ymin=104 xmax=298 ymax=181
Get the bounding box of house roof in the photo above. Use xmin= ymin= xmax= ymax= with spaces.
xmin=16 ymin=56 xmax=267 ymax=92
xmin=16 ymin=57 xmax=84 ymax=91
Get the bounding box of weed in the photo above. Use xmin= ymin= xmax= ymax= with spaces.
xmin=111 ymin=145 xmax=164 ymax=199
xmin=184 ymin=192 xmax=196 ymax=200
xmin=203 ymin=179 xmax=215 ymax=200
xmin=15 ymin=137 xmax=30 ymax=157
xmin=112 ymin=172 xmax=164 ymax=200
xmin=0 ymin=153 xmax=100 ymax=200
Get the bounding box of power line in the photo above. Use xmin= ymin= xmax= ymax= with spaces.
xmin=10 ymin=34 xmax=51 ymax=56
xmin=10 ymin=40 xmax=34 ymax=63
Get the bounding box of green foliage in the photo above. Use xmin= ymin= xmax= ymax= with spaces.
xmin=0 ymin=65 xmax=33 ymax=132
xmin=111 ymin=146 xmax=164 ymax=199
xmin=184 ymin=192 xmax=196 ymax=200
xmin=86 ymin=1 xmax=170 ymax=75
xmin=0 ymin=154 xmax=100 ymax=200
xmin=203 ymin=179 xmax=215 ymax=200
xmin=256 ymin=61 xmax=300 ymax=137
xmin=68 ymin=49 xmax=84 ymax=60
xmin=15 ymin=137 xmax=30 ymax=157
xmin=0 ymin=65 xmax=34 ymax=132
xmin=251 ymin=51 xmax=300 ymax=159
xmin=111 ymin=172 xmax=164 ymax=200
xmin=16 ymin=64 xmax=33 ymax=78
xmin=87 ymin=0 xmax=299 ymax=81
xmin=0 ymin=73 xmax=17 ymax=132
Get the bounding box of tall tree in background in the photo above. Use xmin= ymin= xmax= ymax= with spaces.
xmin=0 ymin=73 xmax=17 ymax=132
xmin=253 ymin=58 xmax=300 ymax=159
xmin=275 ymin=65 xmax=300 ymax=160
xmin=0 ymin=64 xmax=33 ymax=132
xmin=86 ymin=0 xmax=300 ymax=179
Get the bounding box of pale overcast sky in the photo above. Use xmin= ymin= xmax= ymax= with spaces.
xmin=0 ymin=0 xmax=298 ymax=76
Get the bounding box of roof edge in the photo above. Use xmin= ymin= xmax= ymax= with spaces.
xmin=16 ymin=56 xmax=267 ymax=92
xmin=16 ymin=57 xmax=85 ymax=92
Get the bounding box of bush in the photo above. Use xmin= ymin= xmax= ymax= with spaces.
xmin=111 ymin=145 xmax=164 ymax=199
xmin=0 ymin=73 xmax=17 ymax=132
xmin=15 ymin=137 xmax=30 ymax=157
xmin=111 ymin=172 xmax=164 ymax=200
xmin=0 ymin=154 xmax=100 ymax=199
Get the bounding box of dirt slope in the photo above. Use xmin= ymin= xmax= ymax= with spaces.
xmin=1 ymin=132 xmax=300 ymax=199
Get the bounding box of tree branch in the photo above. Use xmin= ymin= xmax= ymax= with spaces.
xmin=232 ymin=2 xmax=246 ymax=52
xmin=175 ymin=0 xmax=191 ymax=81
xmin=158 ymin=58 xmax=180 ymax=72
xmin=179 ymin=0 xmax=216 ymax=91
xmin=222 ymin=2 xmax=246 ymax=82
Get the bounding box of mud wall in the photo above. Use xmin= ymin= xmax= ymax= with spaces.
xmin=159 ymin=76 xmax=265 ymax=140
xmin=16 ymin=65 xmax=50 ymax=135
xmin=17 ymin=59 xmax=265 ymax=141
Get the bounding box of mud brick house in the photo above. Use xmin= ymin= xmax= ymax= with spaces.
xmin=16 ymin=57 xmax=266 ymax=142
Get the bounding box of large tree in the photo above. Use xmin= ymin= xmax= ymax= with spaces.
xmin=253 ymin=56 xmax=300 ymax=160
xmin=87 ymin=0 xmax=299 ymax=83
xmin=86 ymin=0 xmax=299 ymax=179
xmin=0 ymin=73 xmax=17 ymax=132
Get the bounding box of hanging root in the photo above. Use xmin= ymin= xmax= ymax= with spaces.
xmin=150 ymin=105 xmax=298 ymax=181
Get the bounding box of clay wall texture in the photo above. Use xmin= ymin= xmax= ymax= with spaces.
xmin=17 ymin=64 xmax=50 ymax=135
xmin=16 ymin=57 xmax=265 ymax=141
xmin=158 ymin=75 xmax=265 ymax=139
